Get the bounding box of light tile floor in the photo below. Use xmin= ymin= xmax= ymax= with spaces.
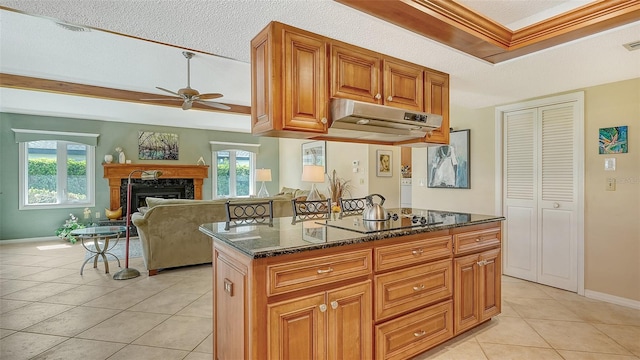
xmin=1 ymin=239 xmax=639 ymax=359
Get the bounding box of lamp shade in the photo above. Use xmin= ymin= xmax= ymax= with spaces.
xmin=256 ymin=168 xmax=272 ymax=182
xmin=301 ymin=165 xmax=325 ymax=183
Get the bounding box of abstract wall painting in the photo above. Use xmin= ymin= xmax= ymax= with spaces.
xmin=427 ymin=129 xmax=470 ymax=189
xmin=138 ymin=131 xmax=179 ymax=160
xmin=599 ymin=126 xmax=628 ymax=154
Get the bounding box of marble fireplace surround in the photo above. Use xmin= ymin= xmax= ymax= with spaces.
xmin=103 ymin=164 xmax=209 ymax=212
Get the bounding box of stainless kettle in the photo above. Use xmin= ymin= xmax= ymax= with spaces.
xmin=363 ymin=194 xmax=388 ymax=221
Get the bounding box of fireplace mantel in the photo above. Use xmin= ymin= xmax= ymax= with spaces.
xmin=103 ymin=164 xmax=209 ymax=211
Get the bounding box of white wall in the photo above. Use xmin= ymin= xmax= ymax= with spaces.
xmin=412 ymin=105 xmax=496 ymax=214
xmin=278 ymin=138 xmax=401 ymax=204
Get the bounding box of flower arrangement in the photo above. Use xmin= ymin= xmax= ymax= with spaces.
xmin=401 ymin=165 xmax=411 ymax=178
xmin=327 ymin=169 xmax=351 ymax=212
xmin=55 ymin=213 xmax=85 ymax=244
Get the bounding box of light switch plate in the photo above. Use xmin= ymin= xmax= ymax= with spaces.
xmin=606 ymin=178 xmax=616 ymax=191
xmin=604 ymin=158 xmax=616 ymax=171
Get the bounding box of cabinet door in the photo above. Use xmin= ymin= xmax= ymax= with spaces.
xmin=383 ymin=59 xmax=423 ymax=111
xmin=251 ymin=25 xmax=274 ymax=134
xmin=331 ymin=44 xmax=381 ymax=104
xmin=454 ymin=253 xmax=479 ymax=335
xmin=479 ymin=248 xmax=501 ymax=321
xmin=424 ymin=71 xmax=450 ymax=144
xmin=283 ymin=29 xmax=328 ymax=133
xmin=268 ymin=292 xmax=326 ymax=360
xmin=326 ymin=281 xmax=372 ymax=360
xmin=216 ymin=251 xmax=247 ymax=360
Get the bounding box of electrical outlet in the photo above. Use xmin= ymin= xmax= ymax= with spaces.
xmin=359 ymin=178 xmax=365 ymax=185
xmin=95 ymin=212 xmax=100 ymax=218
xmin=606 ymin=178 xmax=616 ymax=191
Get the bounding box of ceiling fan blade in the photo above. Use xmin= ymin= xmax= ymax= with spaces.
xmin=182 ymin=100 xmax=193 ymax=110
xmin=197 ymin=100 xmax=231 ymax=110
xmin=198 ymin=93 xmax=224 ymax=100
xmin=156 ymin=86 xmax=180 ymax=96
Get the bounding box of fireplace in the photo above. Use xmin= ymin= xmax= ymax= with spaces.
xmin=103 ymin=164 xmax=209 ymax=214
xmin=120 ymin=178 xmax=194 ymax=216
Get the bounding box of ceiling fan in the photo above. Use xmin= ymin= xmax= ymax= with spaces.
xmin=143 ymin=51 xmax=230 ymax=111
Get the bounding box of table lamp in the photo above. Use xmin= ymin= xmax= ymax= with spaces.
xmin=256 ymin=168 xmax=272 ymax=198
xmin=113 ymin=169 xmax=162 ymax=280
xmin=301 ymin=165 xmax=325 ymax=202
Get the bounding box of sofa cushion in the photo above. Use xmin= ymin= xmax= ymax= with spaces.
xmin=145 ymin=197 xmax=227 ymax=208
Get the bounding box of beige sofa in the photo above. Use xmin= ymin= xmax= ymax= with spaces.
xmin=131 ymin=194 xmax=296 ymax=275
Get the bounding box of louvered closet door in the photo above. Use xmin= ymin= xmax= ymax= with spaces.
xmin=503 ymin=101 xmax=579 ymax=292
xmin=537 ymin=103 xmax=578 ymax=291
xmin=503 ymin=109 xmax=538 ymax=282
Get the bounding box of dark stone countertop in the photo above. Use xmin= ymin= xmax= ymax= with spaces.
xmin=199 ymin=208 xmax=505 ymax=259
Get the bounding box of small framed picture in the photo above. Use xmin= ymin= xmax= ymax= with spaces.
xmin=302 ymin=141 xmax=326 ymax=173
xmin=376 ymin=150 xmax=392 ymax=177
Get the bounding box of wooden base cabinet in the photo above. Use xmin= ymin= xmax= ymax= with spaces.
xmin=454 ymin=248 xmax=501 ymax=335
xmin=211 ymin=222 xmax=502 ymax=360
xmin=268 ymin=281 xmax=372 ymax=360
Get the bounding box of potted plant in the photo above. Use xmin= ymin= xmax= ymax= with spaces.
xmin=327 ymin=169 xmax=351 ymax=213
xmin=55 ymin=213 xmax=85 ymax=244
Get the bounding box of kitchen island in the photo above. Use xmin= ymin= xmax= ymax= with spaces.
xmin=200 ymin=209 xmax=505 ymax=360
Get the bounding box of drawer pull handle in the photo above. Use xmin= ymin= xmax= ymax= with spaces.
xmin=414 ymin=330 xmax=426 ymax=337
xmin=412 ymin=249 xmax=423 ymax=256
xmin=413 ymin=284 xmax=425 ymax=291
xmin=319 ymin=304 xmax=327 ymax=312
xmin=477 ymin=260 xmax=487 ymax=266
xmin=330 ymin=300 xmax=339 ymax=310
xmin=475 ymin=238 xmax=480 ymax=242
xmin=317 ymin=267 xmax=334 ymax=274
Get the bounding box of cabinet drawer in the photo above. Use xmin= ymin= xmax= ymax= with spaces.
xmin=375 ymin=300 xmax=453 ymax=360
xmin=267 ymin=249 xmax=372 ymax=296
xmin=375 ymin=258 xmax=452 ymax=321
xmin=453 ymin=227 xmax=500 ymax=255
xmin=375 ymin=235 xmax=452 ymax=272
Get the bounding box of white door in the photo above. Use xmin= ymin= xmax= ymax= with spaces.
xmin=503 ymin=108 xmax=538 ymax=282
xmin=537 ymin=103 xmax=579 ymax=291
xmin=501 ymin=93 xmax=583 ymax=292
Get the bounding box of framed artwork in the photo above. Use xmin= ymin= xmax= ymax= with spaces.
xmin=376 ymin=149 xmax=393 ymax=177
xmin=302 ymin=141 xmax=326 ymax=172
xmin=599 ymin=126 xmax=628 ymax=154
xmin=138 ymin=131 xmax=179 ymax=160
xmin=427 ymin=129 xmax=470 ymax=188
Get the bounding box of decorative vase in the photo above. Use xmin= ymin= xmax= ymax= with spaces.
xmin=118 ymin=151 xmax=126 ymax=164
xmin=104 ymin=154 xmax=113 ymax=163
xmin=105 ymin=207 xmax=122 ymax=220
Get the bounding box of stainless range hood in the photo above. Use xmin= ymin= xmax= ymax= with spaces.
xmin=329 ymin=99 xmax=443 ymax=142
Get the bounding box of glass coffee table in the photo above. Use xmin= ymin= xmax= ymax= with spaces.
xmin=71 ymin=226 xmax=127 ymax=275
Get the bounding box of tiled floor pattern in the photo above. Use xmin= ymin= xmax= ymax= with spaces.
xmin=1 ymin=240 xmax=639 ymax=359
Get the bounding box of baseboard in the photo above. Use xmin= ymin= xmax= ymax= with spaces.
xmin=584 ymin=289 xmax=640 ymax=310
xmin=0 ymin=236 xmax=60 ymax=244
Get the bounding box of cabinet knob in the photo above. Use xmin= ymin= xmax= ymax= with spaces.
xmin=387 ymin=96 xmax=393 ymax=102
xmin=413 ymin=284 xmax=425 ymax=291
xmin=330 ymin=300 xmax=339 ymax=309
xmin=414 ymin=330 xmax=426 ymax=337
xmin=375 ymin=93 xmax=381 ymax=100
xmin=553 ymin=202 xmax=560 ymax=208
xmin=319 ymin=304 xmax=327 ymax=312
xmin=475 ymin=238 xmax=480 ymax=242
xmin=321 ymin=117 xmax=328 ymax=124
xmin=317 ymin=267 xmax=333 ymax=274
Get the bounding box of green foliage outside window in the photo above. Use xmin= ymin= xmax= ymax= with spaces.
xmin=27 ymin=158 xmax=87 ymax=203
xmin=217 ymin=161 xmax=251 ymax=197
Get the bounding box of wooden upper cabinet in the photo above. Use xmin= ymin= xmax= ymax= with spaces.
xmin=424 ymin=71 xmax=450 ymax=144
xmin=331 ymin=44 xmax=382 ymax=104
xmin=383 ymin=58 xmax=423 ymax=111
xmin=251 ymin=22 xmax=328 ymax=137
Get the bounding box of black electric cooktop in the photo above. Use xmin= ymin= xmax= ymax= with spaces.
xmin=318 ymin=211 xmax=443 ymax=234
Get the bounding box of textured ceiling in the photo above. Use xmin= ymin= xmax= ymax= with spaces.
xmin=1 ymin=1 xmax=639 ymax=132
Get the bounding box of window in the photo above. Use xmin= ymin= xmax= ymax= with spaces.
xmin=19 ymin=140 xmax=95 ymax=209
xmin=213 ymin=150 xmax=255 ymax=198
